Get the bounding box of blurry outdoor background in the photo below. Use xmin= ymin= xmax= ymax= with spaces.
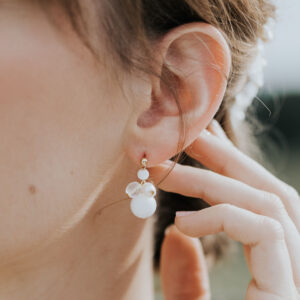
xmin=155 ymin=0 xmax=300 ymax=299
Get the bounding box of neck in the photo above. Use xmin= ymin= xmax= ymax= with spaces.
xmin=0 ymin=156 xmax=155 ymax=300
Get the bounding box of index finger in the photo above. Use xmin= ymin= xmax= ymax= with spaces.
xmin=185 ymin=126 xmax=300 ymax=230
xmin=186 ymin=128 xmax=279 ymax=190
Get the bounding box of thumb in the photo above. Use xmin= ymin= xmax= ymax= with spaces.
xmin=160 ymin=224 xmax=211 ymax=300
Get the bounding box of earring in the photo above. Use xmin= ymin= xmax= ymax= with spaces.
xmin=125 ymin=157 xmax=157 ymax=219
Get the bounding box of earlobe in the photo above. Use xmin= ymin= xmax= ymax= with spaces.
xmin=124 ymin=22 xmax=231 ymax=167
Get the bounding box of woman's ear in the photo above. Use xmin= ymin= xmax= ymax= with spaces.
xmin=123 ymin=22 xmax=231 ymax=166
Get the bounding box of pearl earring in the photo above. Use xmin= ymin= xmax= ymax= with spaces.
xmin=125 ymin=157 xmax=157 ymax=219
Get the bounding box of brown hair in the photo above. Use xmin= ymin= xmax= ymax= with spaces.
xmin=44 ymin=0 xmax=275 ymax=268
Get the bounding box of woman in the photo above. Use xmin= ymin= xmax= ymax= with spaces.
xmin=0 ymin=0 xmax=299 ymax=299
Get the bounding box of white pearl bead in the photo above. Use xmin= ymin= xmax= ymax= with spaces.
xmin=137 ymin=168 xmax=149 ymax=180
xmin=125 ymin=181 xmax=141 ymax=197
xmin=130 ymin=195 xmax=157 ymax=219
xmin=141 ymin=182 xmax=156 ymax=197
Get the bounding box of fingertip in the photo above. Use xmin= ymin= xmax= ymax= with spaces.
xmin=164 ymin=223 xmax=176 ymax=236
xmin=150 ymin=160 xmax=173 ymax=171
xmin=174 ymin=216 xmax=185 ymax=233
xmin=164 ymin=223 xmax=185 ymax=240
xmin=163 ymin=223 xmax=199 ymax=253
xmin=174 ymin=214 xmax=198 ymax=238
xmin=148 ymin=161 xmax=172 ymax=184
xmin=201 ymin=129 xmax=212 ymax=137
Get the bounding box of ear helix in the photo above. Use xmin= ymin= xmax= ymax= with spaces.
xmin=125 ymin=157 xmax=157 ymax=219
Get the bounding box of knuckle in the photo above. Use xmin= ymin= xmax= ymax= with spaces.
xmin=262 ymin=191 xmax=285 ymax=214
xmin=217 ymin=159 xmax=229 ymax=175
xmin=218 ymin=203 xmax=234 ymax=212
xmin=260 ymin=216 xmax=285 ymax=241
xmin=282 ymin=183 xmax=299 ymax=200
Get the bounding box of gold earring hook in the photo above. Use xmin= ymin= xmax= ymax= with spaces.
xmin=141 ymin=157 xmax=148 ymax=169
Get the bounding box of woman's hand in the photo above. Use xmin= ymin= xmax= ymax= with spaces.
xmin=150 ymin=119 xmax=300 ymax=300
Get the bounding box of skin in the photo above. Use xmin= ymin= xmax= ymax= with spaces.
xmin=0 ymin=2 xmax=154 ymax=299
xmin=154 ymin=121 xmax=300 ymax=299
xmin=1 ymin=1 xmax=298 ymax=300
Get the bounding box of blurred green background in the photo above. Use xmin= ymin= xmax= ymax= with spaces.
xmin=154 ymin=0 xmax=300 ymax=298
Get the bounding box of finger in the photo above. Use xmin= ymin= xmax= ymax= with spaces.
xmin=185 ymin=126 xmax=300 ymax=232
xmin=206 ymin=119 xmax=229 ymax=142
xmin=175 ymin=204 xmax=296 ymax=298
xmin=247 ymin=278 xmax=299 ymax=300
xmin=150 ymin=162 xmax=300 ymax=286
xmin=160 ymin=224 xmax=211 ymax=300
xmin=187 ymin=123 xmax=282 ymax=190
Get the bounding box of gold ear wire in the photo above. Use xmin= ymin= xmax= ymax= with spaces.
xmin=141 ymin=157 xmax=147 ymax=168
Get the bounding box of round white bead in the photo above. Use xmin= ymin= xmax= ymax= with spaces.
xmin=125 ymin=181 xmax=141 ymax=197
xmin=137 ymin=168 xmax=149 ymax=180
xmin=141 ymin=182 xmax=156 ymax=197
xmin=130 ymin=195 xmax=157 ymax=219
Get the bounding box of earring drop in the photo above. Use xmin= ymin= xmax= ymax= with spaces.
xmin=125 ymin=157 xmax=157 ymax=219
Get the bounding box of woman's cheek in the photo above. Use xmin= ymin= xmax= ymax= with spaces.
xmin=0 ymin=11 xmax=128 ymax=262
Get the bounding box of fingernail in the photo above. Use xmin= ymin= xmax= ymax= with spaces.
xmin=200 ymin=129 xmax=212 ymax=137
xmin=164 ymin=224 xmax=174 ymax=235
xmin=176 ymin=211 xmax=197 ymax=217
xmin=162 ymin=160 xmax=173 ymax=167
xmin=210 ymin=119 xmax=220 ymax=127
